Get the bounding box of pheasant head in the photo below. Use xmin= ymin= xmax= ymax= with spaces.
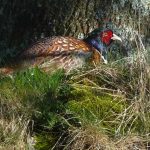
xmin=84 ymin=29 xmax=122 ymax=63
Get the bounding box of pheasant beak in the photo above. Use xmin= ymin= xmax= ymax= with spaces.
xmin=101 ymin=55 xmax=108 ymax=64
xmin=111 ymin=34 xmax=122 ymax=42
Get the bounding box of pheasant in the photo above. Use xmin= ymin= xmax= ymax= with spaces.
xmin=0 ymin=28 xmax=122 ymax=74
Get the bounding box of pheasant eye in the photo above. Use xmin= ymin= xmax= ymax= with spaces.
xmin=102 ymin=33 xmax=108 ymax=37
xmin=100 ymin=30 xmax=113 ymax=45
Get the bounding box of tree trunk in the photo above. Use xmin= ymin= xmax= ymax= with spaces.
xmin=0 ymin=0 xmax=149 ymax=65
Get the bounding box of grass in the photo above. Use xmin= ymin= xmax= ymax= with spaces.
xmin=0 ymin=47 xmax=150 ymax=149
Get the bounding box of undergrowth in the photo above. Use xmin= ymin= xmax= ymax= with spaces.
xmin=0 ymin=49 xmax=150 ymax=149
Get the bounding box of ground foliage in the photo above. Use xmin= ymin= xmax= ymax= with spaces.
xmin=0 ymin=0 xmax=150 ymax=149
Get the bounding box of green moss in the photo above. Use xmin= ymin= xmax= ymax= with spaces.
xmin=34 ymin=133 xmax=57 ymax=150
xmin=66 ymin=87 xmax=126 ymax=135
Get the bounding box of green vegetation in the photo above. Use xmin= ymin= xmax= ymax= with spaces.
xmin=0 ymin=50 xmax=149 ymax=149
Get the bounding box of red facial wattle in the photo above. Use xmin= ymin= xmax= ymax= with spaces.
xmin=100 ymin=30 xmax=113 ymax=45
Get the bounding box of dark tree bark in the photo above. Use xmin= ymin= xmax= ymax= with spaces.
xmin=0 ymin=0 xmax=149 ymax=65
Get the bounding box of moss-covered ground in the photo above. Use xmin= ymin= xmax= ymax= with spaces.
xmin=0 ymin=53 xmax=149 ymax=150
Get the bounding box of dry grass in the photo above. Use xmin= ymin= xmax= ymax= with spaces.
xmin=62 ymin=128 xmax=149 ymax=150
xmin=0 ymin=115 xmax=33 ymax=150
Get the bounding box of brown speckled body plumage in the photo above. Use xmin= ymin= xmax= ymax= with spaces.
xmin=1 ymin=36 xmax=101 ymax=74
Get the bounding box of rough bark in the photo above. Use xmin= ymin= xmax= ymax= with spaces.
xmin=0 ymin=0 xmax=149 ymax=64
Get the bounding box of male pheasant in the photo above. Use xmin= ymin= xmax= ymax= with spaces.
xmin=0 ymin=28 xmax=122 ymax=74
